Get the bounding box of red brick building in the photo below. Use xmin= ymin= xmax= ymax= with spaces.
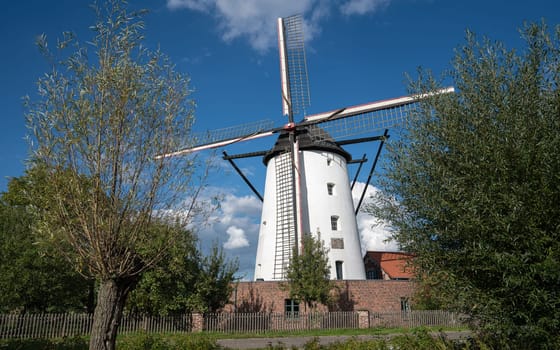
xmin=226 ymin=280 xmax=415 ymax=314
xmin=224 ymin=251 xmax=416 ymax=314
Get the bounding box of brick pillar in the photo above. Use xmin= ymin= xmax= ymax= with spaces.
xmin=192 ymin=313 xmax=204 ymax=332
xmin=357 ymin=310 xmax=369 ymax=329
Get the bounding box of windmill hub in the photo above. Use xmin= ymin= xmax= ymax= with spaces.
xmin=283 ymin=122 xmax=296 ymax=131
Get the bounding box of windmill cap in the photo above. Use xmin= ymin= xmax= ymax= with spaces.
xmin=263 ymin=125 xmax=351 ymax=165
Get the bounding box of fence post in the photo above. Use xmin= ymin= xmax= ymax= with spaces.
xmin=357 ymin=310 xmax=369 ymax=329
xmin=192 ymin=313 xmax=203 ymax=333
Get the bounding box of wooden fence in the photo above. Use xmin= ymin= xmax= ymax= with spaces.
xmin=204 ymin=311 xmax=360 ymax=333
xmin=0 ymin=311 xmax=463 ymax=339
xmin=0 ymin=314 xmax=192 ymax=339
xmin=369 ymin=310 xmax=465 ymax=328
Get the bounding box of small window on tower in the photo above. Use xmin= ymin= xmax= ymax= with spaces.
xmin=330 ymin=215 xmax=339 ymax=231
xmin=327 ymin=183 xmax=335 ymax=195
xmin=335 ymin=261 xmax=344 ymax=280
xmin=326 ymin=154 xmax=334 ymax=166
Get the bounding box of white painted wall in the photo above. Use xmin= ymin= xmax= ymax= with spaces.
xmin=254 ymin=154 xmax=279 ymax=280
xmin=254 ymin=148 xmax=366 ymax=281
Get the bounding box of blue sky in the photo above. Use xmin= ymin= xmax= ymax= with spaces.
xmin=1 ymin=0 xmax=559 ymax=279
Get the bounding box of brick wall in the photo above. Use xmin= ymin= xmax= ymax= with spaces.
xmin=225 ymin=280 xmax=416 ymax=313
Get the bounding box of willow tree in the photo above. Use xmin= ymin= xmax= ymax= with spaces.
xmin=25 ymin=1 xmax=200 ymax=349
xmin=372 ymin=23 xmax=560 ymax=348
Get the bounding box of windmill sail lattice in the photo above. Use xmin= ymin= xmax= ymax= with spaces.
xmin=280 ymin=15 xmax=310 ymax=117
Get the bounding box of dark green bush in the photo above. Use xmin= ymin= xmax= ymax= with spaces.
xmin=0 ymin=336 xmax=88 ymax=350
xmin=117 ymin=332 xmax=220 ymax=350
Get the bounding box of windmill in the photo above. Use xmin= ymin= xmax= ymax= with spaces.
xmin=159 ymin=15 xmax=453 ymax=281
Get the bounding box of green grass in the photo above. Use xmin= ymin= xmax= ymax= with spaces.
xmin=0 ymin=326 xmax=471 ymax=350
xmin=199 ymin=325 xmax=469 ymax=340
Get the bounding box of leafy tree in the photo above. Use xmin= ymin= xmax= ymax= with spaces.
xmin=126 ymin=228 xmax=200 ymax=315
xmin=285 ymin=234 xmax=332 ymax=311
xmin=128 ymin=239 xmax=238 ymax=315
xmin=0 ymin=172 xmax=92 ymax=313
xmin=372 ymin=23 xmax=560 ymax=348
xmin=24 ymin=1 xmax=201 ymax=349
xmin=191 ymin=244 xmax=239 ymax=313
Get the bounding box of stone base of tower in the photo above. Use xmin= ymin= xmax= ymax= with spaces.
xmin=224 ymin=280 xmax=415 ymax=314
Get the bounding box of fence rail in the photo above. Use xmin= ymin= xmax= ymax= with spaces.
xmin=0 ymin=311 xmax=463 ymax=339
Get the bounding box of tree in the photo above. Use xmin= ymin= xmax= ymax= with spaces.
xmin=24 ymin=1 xmax=201 ymax=349
xmin=0 ymin=172 xmax=92 ymax=313
xmin=126 ymin=228 xmax=200 ymax=315
xmin=191 ymin=244 xmax=239 ymax=313
xmin=371 ymin=22 xmax=560 ymax=348
xmin=285 ymin=234 xmax=332 ymax=311
xmin=127 ymin=239 xmax=239 ymax=315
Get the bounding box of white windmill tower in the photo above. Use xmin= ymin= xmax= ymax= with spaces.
xmin=159 ymin=15 xmax=453 ymax=281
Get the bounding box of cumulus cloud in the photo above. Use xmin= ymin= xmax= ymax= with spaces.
xmin=166 ymin=0 xmax=392 ymax=52
xmin=224 ymin=225 xmax=250 ymax=249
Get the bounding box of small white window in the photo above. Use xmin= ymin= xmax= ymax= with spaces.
xmin=330 ymin=215 xmax=339 ymax=231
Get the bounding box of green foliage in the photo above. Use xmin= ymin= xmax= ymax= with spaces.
xmin=117 ymin=332 xmax=220 ymax=350
xmin=372 ymin=22 xmax=560 ymax=348
xmin=128 ymin=241 xmax=239 ymax=314
xmin=285 ymin=234 xmax=333 ymax=311
xmin=126 ymin=229 xmax=199 ymax=315
xmin=0 ymin=336 xmax=88 ymax=350
xmin=191 ymin=244 xmax=239 ymax=313
xmin=0 ymin=172 xmax=92 ymax=313
xmin=0 ymin=334 xmax=220 ymax=350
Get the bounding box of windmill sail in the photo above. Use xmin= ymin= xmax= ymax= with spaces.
xmin=278 ymin=15 xmax=310 ymax=119
xmin=274 ymin=15 xmax=311 ymax=278
xmin=155 ymin=88 xmax=454 ymax=158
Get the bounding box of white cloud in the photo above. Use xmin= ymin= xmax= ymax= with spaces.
xmin=352 ymin=182 xmax=399 ymax=253
xmin=167 ymin=0 xmax=214 ymax=11
xmin=167 ymin=0 xmax=317 ymax=52
xmin=221 ymin=193 xmax=262 ymax=218
xmin=166 ymin=0 xmax=392 ymax=52
xmin=224 ymin=225 xmax=250 ymax=249
xmin=340 ymin=0 xmax=390 ymax=15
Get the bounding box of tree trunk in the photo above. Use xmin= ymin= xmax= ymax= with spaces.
xmin=89 ymin=277 xmax=138 ymax=350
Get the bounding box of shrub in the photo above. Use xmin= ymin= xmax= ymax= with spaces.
xmin=117 ymin=332 xmax=220 ymax=350
xmin=0 ymin=336 xmax=88 ymax=350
